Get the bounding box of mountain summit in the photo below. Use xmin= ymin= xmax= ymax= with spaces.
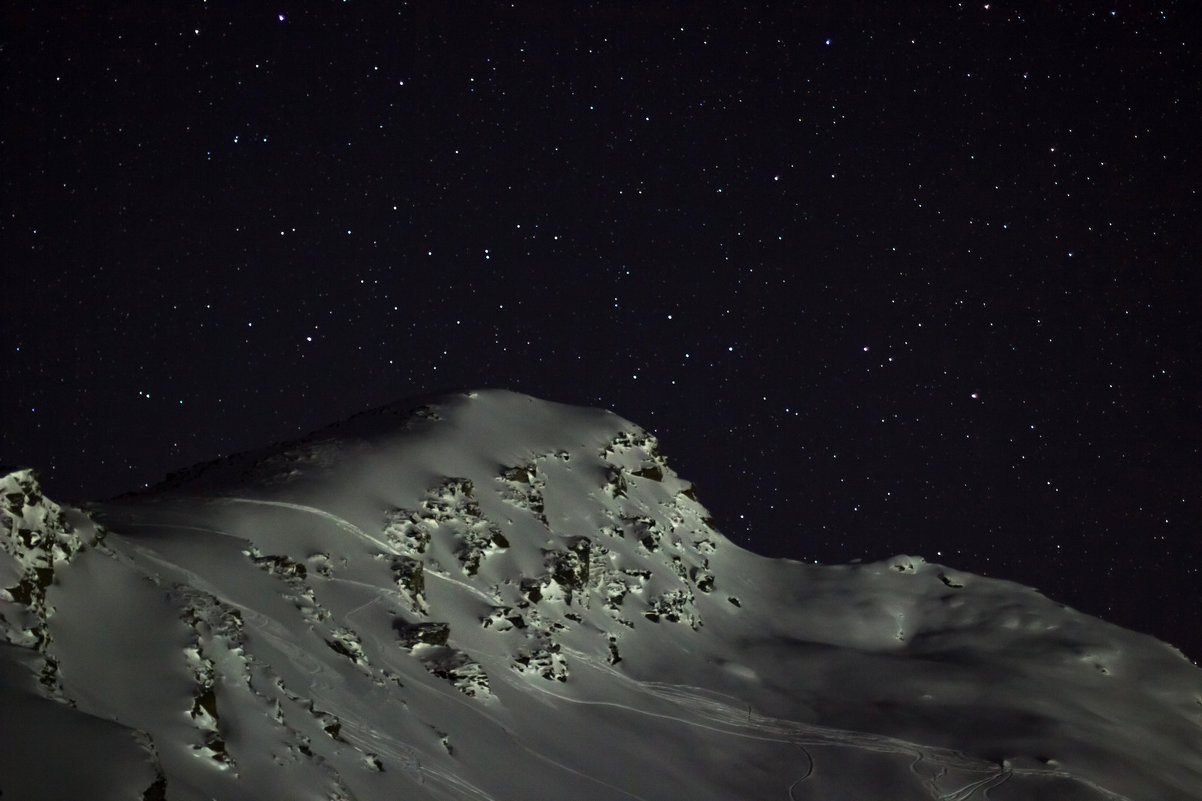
xmin=2 ymin=390 xmax=1200 ymax=800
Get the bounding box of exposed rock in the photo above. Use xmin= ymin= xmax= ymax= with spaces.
xmin=388 ymin=555 xmax=428 ymax=614
xmin=497 ymin=462 xmax=549 ymax=527
xmin=394 ymin=620 xmax=450 ymax=647
xmin=0 ymin=470 xmax=92 ymax=695
xmin=382 ymin=506 xmax=432 ymax=554
xmin=631 ymin=465 xmax=664 ymax=481
xmin=513 ymin=640 xmax=568 ymax=682
xmin=546 ymin=537 xmax=591 ymax=600
xmin=414 ymin=645 xmax=491 ymax=698
xmin=249 ymin=552 xmax=307 ymax=580
xmin=326 ymin=627 xmax=369 ymax=668
xmin=481 ymin=606 xmax=526 ymax=631
xmin=644 ymin=589 xmax=702 ymax=629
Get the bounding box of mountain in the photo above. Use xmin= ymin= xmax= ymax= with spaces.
xmin=2 ymin=389 xmax=1200 ymax=800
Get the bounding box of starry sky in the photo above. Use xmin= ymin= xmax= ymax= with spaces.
xmin=3 ymin=3 xmax=1199 ymax=662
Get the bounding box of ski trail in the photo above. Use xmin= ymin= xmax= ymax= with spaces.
xmin=424 ymin=567 xmax=507 ymax=606
xmin=103 ymin=525 xmax=245 ymax=599
xmin=787 ymin=744 xmax=814 ymax=801
xmin=928 ymin=767 xmax=1011 ymax=801
xmin=539 ymin=647 xmax=1134 ymax=801
xmin=213 ymin=497 xmax=394 ymax=552
xmin=116 ymin=520 xmax=244 ymax=539
xmin=519 ymin=746 xmax=656 ymax=801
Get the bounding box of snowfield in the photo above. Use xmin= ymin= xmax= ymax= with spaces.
xmin=2 ymin=390 xmax=1200 ymax=800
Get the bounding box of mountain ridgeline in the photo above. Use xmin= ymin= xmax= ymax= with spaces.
xmin=2 ymin=390 xmax=1201 ymax=800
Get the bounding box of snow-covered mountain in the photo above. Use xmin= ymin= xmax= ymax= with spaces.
xmin=2 ymin=389 xmax=1200 ymax=800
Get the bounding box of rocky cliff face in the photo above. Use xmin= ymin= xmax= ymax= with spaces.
xmin=2 ymin=391 xmax=1201 ymax=801
xmin=0 ymin=468 xmax=92 ymax=695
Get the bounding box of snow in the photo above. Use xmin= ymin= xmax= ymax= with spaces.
xmin=2 ymin=389 xmax=1201 ymax=800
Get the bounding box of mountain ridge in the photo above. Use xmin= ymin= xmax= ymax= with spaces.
xmin=2 ymin=390 xmax=1200 ymax=800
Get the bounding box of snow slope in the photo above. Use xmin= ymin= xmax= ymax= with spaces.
xmin=2 ymin=389 xmax=1200 ymax=800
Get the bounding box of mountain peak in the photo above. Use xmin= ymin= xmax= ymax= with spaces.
xmin=134 ymin=390 xmax=619 ymax=495
xmin=3 ymin=393 xmax=1201 ymax=800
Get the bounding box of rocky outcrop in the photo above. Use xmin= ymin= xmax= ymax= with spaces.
xmin=0 ymin=469 xmax=91 ymax=695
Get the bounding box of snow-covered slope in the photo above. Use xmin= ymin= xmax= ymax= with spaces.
xmin=2 ymin=390 xmax=1200 ymax=800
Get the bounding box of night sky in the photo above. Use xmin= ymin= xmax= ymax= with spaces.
xmin=3 ymin=3 xmax=1199 ymax=662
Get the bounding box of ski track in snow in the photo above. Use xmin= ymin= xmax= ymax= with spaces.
xmin=119 ymin=507 xmax=1135 ymax=801
xmin=518 ymin=746 xmax=657 ymax=801
xmin=213 ymin=497 xmax=509 ymax=608
xmin=214 ymin=497 xmax=393 ymax=551
xmin=108 ymin=524 xmax=247 ymax=597
xmin=424 ymin=565 xmax=509 ymax=606
xmin=786 ymin=744 xmax=814 ymax=801
xmin=534 ymin=646 xmax=1134 ymax=801
xmin=8 ymin=392 xmax=1197 ymax=801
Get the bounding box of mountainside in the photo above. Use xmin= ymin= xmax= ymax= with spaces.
xmin=2 ymin=389 xmax=1200 ymax=800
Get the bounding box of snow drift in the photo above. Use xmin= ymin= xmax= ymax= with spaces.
xmin=2 ymin=390 xmax=1200 ymax=800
